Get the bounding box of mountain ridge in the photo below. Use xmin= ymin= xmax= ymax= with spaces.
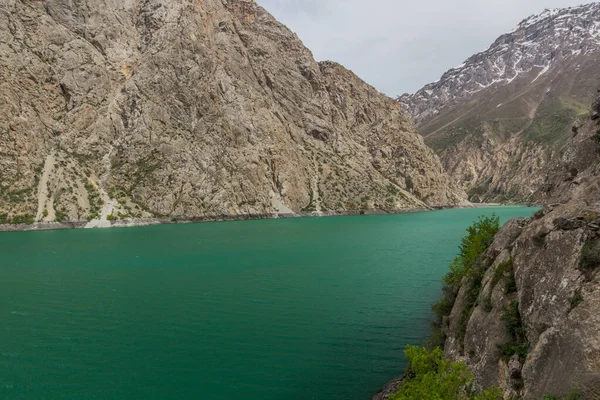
xmin=0 ymin=0 xmax=465 ymax=226
xmin=397 ymin=2 xmax=600 ymax=203
xmin=399 ymin=2 xmax=600 ymax=124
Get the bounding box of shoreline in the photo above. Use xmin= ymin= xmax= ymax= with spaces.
xmin=0 ymin=203 xmax=535 ymax=233
xmin=0 ymin=208 xmax=434 ymax=233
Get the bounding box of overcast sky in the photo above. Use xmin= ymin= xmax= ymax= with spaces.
xmin=256 ymin=0 xmax=589 ymax=96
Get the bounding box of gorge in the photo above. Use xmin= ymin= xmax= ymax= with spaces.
xmin=1 ymin=0 xmax=600 ymax=399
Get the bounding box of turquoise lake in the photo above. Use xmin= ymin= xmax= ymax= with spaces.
xmin=0 ymin=207 xmax=536 ymax=399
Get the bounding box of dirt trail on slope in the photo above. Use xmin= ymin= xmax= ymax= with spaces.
xmin=35 ymin=152 xmax=56 ymax=222
xmin=311 ymin=162 xmax=322 ymax=213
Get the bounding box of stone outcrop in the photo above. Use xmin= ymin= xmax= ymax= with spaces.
xmin=442 ymin=97 xmax=600 ymax=399
xmin=0 ymin=0 xmax=465 ymax=225
xmin=398 ymin=3 xmax=600 ymax=203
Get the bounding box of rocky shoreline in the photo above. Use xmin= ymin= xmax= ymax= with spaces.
xmin=0 ymin=203 xmax=536 ymax=233
xmin=0 ymin=207 xmax=440 ymax=233
xmin=372 ymin=376 xmax=405 ymax=400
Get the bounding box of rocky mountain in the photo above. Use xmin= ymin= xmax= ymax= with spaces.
xmin=398 ymin=3 xmax=600 ymax=203
xmin=442 ymin=98 xmax=600 ymax=399
xmin=0 ymin=0 xmax=465 ymax=227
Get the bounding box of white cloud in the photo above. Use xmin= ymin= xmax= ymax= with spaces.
xmin=257 ymin=0 xmax=589 ymax=95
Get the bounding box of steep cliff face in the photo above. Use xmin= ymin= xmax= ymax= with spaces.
xmin=0 ymin=0 xmax=464 ymax=225
xmin=443 ymin=99 xmax=600 ymax=399
xmin=398 ymin=3 xmax=600 ymax=203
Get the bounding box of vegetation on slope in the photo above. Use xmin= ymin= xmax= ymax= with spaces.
xmin=498 ymin=301 xmax=529 ymax=361
xmin=391 ymin=346 xmax=502 ymax=400
xmin=391 ymin=216 xmax=503 ymax=399
xmin=543 ymin=391 xmax=582 ymax=400
xmin=431 ymin=215 xmax=500 ymax=348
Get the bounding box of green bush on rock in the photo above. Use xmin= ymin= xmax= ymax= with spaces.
xmin=497 ymin=301 xmax=528 ymax=360
xmin=543 ymin=390 xmax=582 ymax=400
xmin=580 ymin=240 xmax=600 ymax=271
xmin=431 ymin=215 xmax=500 ymax=349
xmin=394 ymin=216 xmax=506 ymax=399
xmin=391 ymin=346 xmax=502 ymax=400
xmin=490 ymin=259 xmax=513 ymax=290
xmin=445 ymin=215 xmax=500 ymax=286
xmin=10 ymin=214 xmax=35 ymax=224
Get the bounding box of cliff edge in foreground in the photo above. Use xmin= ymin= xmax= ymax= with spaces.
xmin=440 ymin=95 xmax=600 ymax=399
xmin=375 ymin=95 xmax=600 ymax=400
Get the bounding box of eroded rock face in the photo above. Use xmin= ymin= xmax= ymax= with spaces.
xmin=443 ymin=102 xmax=600 ymax=399
xmin=0 ymin=0 xmax=465 ymax=224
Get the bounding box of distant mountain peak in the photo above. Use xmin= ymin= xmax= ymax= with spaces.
xmin=399 ymin=2 xmax=600 ymax=124
xmin=517 ymin=2 xmax=599 ymax=30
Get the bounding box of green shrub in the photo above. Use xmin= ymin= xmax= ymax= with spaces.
xmin=502 ymin=301 xmax=524 ymax=338
xmin=87 ymin=213 xmax=99 ymax=221
xmin=580 ymin=241 xmax=600 ymax=271
xmin=3 ymin=187 xmax=33 ymax=203
xmin=0 ymin=213 xmax=7 ymax=224
xmin=391 ymin=346 xmax=502 ymax=400
xmin=107 ymin=213 xmax=117 ymax=222
xmin=498 ymin=341 xmax=529 ymax=360
xmin=504 ymin=272 xmax=517 ymax=294
xmin=483 ymin=296 xmax=493 ymax=312
xmin=10 ymin=214 xmax=35 ymax=224
xmin=239 ymin=199 xmax=257 ymax=207
xmin=55 ymin=209 xmax=68 ymax=222
xmin=430 ymin=215 xmax=500 ymax=350
xmin=568 ymin=290 xmax=584 ymax=310
xmin=490 ymin=259 xmax=513 ymax=290
xmin=457 ymin=271 xmax=484 ymax=343
xmin=430 ymin=285 xmax=457 ymax=349
xmin=387 ymin=184 xmax=400 ymax=196
xmin=543 ymin=390 xmax=582 ymax=400
xmin=445 ymin=215 xmax=500 ymax=286
xmin=301 ymin=188 xmax=316 ymax=212
xmin=432 ymin=294 xmax=455 ymax=321
xmin=84 ymin=181 xmax=104 ymax=219
xmin=497 ymin=301 xmax=528 ymax=361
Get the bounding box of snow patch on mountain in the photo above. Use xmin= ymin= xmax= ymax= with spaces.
xmin=531 ymin=64 xmax=550 ymax=83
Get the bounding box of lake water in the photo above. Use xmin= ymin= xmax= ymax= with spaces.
xmin=0 ymin=207 xmax=536 ymax=400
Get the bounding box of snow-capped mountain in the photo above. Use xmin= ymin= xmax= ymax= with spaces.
xmin=399 ymin=2 xmax=600 ymax=125
xmin=396 ymin=2 xmax=600 ymax=203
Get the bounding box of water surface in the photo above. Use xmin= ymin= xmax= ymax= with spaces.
xmin=0 ymin=207 xmax=536 ymax=399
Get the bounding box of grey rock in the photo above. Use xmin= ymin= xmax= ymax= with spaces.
xmin=443 ymin=95 xmax=600 ymax=399
xmin=0 ymin=0 xmax=466 ymax=224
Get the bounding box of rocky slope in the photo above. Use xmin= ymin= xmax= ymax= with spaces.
xmin=0 ymin=0 xmax=465 ymax=226
xmin=398 ymin=3 xmax=600 ymax=203
xmin=442 ymin=98 xmax=600 ymax=399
